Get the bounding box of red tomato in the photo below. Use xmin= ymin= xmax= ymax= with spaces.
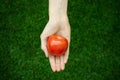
xmin=47 ymin=35 xmax=68 ymax=56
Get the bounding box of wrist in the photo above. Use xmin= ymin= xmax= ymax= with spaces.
xmin=49 ymin=0 xmax=68 ymax=21
xmin=49 ymin=13 xmax=68 ymax=22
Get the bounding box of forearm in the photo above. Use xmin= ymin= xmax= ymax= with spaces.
xmin=49 ymin=0 xmax=68 ymax=20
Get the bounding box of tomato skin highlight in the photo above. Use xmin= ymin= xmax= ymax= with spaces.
xmin=47 ymin=35 xmax=68 ymax=56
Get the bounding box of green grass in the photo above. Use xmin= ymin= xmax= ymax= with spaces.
xmin=0 ymin=0 xmax=120 ymax=80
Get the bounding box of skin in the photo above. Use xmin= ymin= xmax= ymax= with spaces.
xmin=40 ymin=0 xmax=70 ymax=72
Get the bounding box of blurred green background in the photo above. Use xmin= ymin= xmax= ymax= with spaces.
xmin=0 ymin=0 xmax=120 ymax=80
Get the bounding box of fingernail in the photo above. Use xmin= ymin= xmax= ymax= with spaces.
xmin=57 ymin=68 xmax=60 ymax=72
xmin=62 ymin=64 xmax=65 ymax=70
xmin=45 ymin=54 xmax=48 ymax=58
xmin=51 ymin=67 xmax=56 ymax=72
xmin=52 ymin=69 xmax=56 ymax=72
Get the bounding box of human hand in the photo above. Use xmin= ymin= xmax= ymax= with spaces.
xmin=40 ymin=16 xmax=70 ymax=72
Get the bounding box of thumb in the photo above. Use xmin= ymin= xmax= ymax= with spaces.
xmin=40 ymin=36 xmax=48 ymax=57
xmin=40 ymin=22 xmax=58 ymax=57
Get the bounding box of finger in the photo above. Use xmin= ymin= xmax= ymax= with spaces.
xmin=40 ymin=37 xmax=48 ymax=57
xmin=40 ymin=22 xmax=59 ymax=57
xmin=49 ymin=55 xmax=56 ymax=72
xmin=60 ymin=56 xmax=65 ymax=70
xmin=64 ymin=46 xmax=69 ymax=64
xmin=55 ymin=57 xmax=61 ymax=72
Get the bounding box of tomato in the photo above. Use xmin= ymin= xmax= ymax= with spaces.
xmin=47 ymin=35 xmax=68 ymax=56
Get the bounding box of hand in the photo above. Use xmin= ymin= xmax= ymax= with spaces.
xmin=40 ymin=17 xmax=70 ymax=72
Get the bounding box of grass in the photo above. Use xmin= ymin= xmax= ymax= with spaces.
xmin=0 ymin=0 xmax=120 ymax=80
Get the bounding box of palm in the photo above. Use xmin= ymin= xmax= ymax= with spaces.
xmin=40 ymin=19 xmax=70 ymax=72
